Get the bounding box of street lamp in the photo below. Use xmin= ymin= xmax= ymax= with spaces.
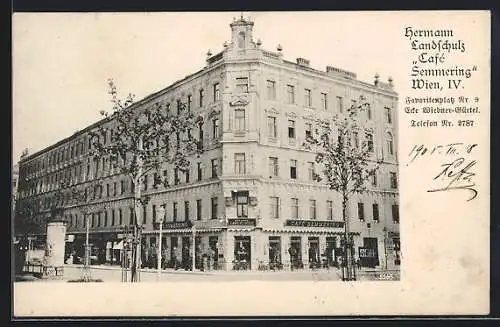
xmin=155 ymin=205 xmax=165 ymax=282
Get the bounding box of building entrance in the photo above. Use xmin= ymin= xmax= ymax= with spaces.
xmin=308 ymin=237 xmax=320 ymax=268
xmin=268 ymin=236 xmax=282 ymax=270
xmin=234 ymin=236 xmax=251 ymax=270
xmin=289 ymin=236 xmax=303 ymax=270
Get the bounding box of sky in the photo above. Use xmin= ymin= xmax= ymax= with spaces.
xmin=12 ymin=11 xmax=406 ymax=164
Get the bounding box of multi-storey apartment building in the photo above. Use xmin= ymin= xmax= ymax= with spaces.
xmin=15 ymin=16 xmax=400 ymax=271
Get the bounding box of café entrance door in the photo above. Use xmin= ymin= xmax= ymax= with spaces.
xmin=234 ymin=236 xmax=251 ymax=270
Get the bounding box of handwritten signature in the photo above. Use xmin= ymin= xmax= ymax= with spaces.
xmin=427 ymin=157 xmax=477 ymax=201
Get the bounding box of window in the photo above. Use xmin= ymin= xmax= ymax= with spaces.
xmin=187 ymin=94 xmax=192 ymax=110
xmin=327 ymin=200 xmax=333 ymax=220
xmin=287 ymin=85 xmax=295 ymax=104
xmin=211 ymin=159 xmax=218 ymax=178
xmin=211 ymin=197 xmax=218 ymax=219
xmin=358 ymin=203 xmax=365 ymax=221
xmin=104 ymin=211 xmax=108 ymax=226
xmin=390 ymin=172 xmax=398 ymax=188
xmin=336 ymin=96 xmax=343 ymax=113
xmin=386 ymin=132 xmax=394 ymax=156
xmin=283 ymin=121 xmax=295 ymax=143
xmin=392 ymin=204 xmax=399 ymax=223
xmin=119 ymin=208 xmax=123 ymax=225
xmin=291 ymin=198 xmax=299 ymax=219
xmin=174 ymin=168 xmax=180 ymax=185
xmin=234 ymin=153 xmax=246 ymax=175
xmin=213 ymin=83 xmax=220 ymax=101
xmin=238 ymin=31 xmax=246 ymax=48
xmin=212 ymin=118 xmax=220 ymax=139
xmin=304 ymin=88 xmax=312 ymax=107
xmin=143 ymin=205 xmax=147 ymax=225
xmin=266 ymin=80 xmax=276 ymax=100
xmin=321 ymin=92 xmax=328 ymax=111
xmin=236 ymin=77 xmax=249 ymax=93
xmin=267 ymin=116 xmax=277 ymax=137
xmin=370 ymin=171 xmax=377 ymax=186
xmin=199 ymin=89 xmax=204 ymax=107
xmin=305 ymin=123 xmax=312 ymax=139
xmin=309 ymin=200 xmax=317 ymax=220
xmin=176 ymin=99 xmax=182 ymax=115
xmin=152 ymin=204 xmax=157 ymax=225
xmin=185 ymin=169 xmax=190 ymax=183
xmin=173 ymin=202 xmax=178 ymax=222
xmin=129 ymin=207 xmax=134 ymax=225
xmin=113 ymin=181 xmax=117 ymax=195
xmin=270 ymin=196 xmax=280 ymax=219
xmin=290 ymin=159 xmax=297 ymax=179
xmin=196 ymin=199 xmax=202 ymax=220
xmin=352 ymin=131 xmax=359 ymax=149
xmin=269 ymin=157 xmax=279 ymax=177
xmin=143 ymin=175 xmax=148 ymax=191
xmin=367 ymin=105 xmax=372 ymax=120
xmin=184 ymin=201 xmax=190 ymax=221
xmin=235 ymin=109 xmax=245 ymax=131
xmin=308 ymin=162 xmax=315 ymax=181
xmin=385 ymin=107 xmax=392 ymax=123
xmin=236 ymin=192 xmax=248 ymax=218
xmin=366 ymin=133 xmax=374 ymax=152
xmin=372 ymin=203 xmax=379 ymax=222
xmin=197 ymin=162 xmax=202 ymax=181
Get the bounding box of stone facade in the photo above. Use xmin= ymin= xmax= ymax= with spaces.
xmin=16 ymin=16 xmax=400 ymax=271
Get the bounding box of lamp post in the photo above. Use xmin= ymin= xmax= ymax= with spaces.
xmin=383 ymin=227 xmax=388 ymax=271
xmin=155 ymin=205 xmax=165 ymax=282
xmin=192 ymin=225 xmax=196 ymax=271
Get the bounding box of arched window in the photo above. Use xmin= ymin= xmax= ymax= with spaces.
xmin=238 ymin=31 xmax=246 ymax=48
xmin=386 ymin=132 xmax=394 ymax=156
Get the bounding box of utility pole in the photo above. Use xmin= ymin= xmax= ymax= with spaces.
xmin=81 ymin=213 xmax=91 ymax=281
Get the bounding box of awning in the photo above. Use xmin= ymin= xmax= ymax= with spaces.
xmin=262 ymin=228 xmax=360 ymax=236
xmin=227 ymin=228 xmax=255 ymax=232
xmin=113 ymin=240 xmax=123 ymax=250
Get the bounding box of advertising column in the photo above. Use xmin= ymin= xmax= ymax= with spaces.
xmin=43 ymin=221 xmax=67 ymax=277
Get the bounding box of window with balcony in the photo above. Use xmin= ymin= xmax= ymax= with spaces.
xmin=184 ymin=201 xmax=190 ymax=221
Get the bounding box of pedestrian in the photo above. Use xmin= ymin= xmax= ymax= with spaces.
xmin=173 ymin=246 xmax=181 ymax=270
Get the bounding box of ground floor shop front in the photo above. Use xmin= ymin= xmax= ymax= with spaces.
xmin=61 ymin=228 xmax=401 ymax=271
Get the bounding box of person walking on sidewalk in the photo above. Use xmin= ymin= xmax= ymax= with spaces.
xmin=288 ymin=245 xmax=297 ymax=271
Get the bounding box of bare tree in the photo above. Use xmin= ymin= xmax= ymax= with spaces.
xmin=304 ymin=95 xmax=381 ymax=281
xmin=89 ymin=79 xmax=202 ymax=282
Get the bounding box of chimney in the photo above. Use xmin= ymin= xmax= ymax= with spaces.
xmin=296 ymin=57 xmax=310 ymax=67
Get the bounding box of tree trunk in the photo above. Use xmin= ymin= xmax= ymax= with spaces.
xmin=342 ymin=192 xmax=355 ymax=281
xmin=130 ymin=139 xmax=144 ymax=282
